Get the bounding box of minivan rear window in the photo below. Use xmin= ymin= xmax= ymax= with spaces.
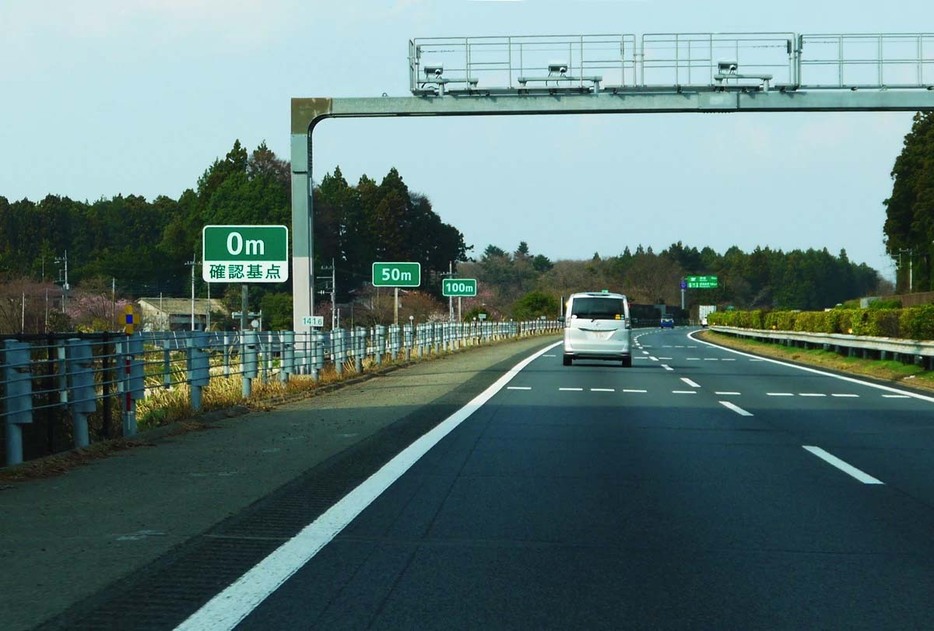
xmin=570 ymin=298 xmax=626 ymax=320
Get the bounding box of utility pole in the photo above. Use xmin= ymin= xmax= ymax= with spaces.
xmin=55 ymin=250 xmax=69 ymax=313
xmin=187 ymin=254 xmax=197 ymax=330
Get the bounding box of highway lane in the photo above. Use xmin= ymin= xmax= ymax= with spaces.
xmin=181 ymin=329 xmax=934 ymax=629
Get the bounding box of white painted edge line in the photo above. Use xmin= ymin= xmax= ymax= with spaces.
xmin=507 ymin=386 xmax=532 ymax=390
xmin=720 ymin=401 xmax=753 ymax=416
xmin=681 ymin=377 xmax=701 ymax=388
xmin=715 ymin=391 xmax=741 ymax=396
xmin=559 ymin=387 xmax=584 ymax=391
xmin=174 ymin=341 xmax=563 ymax=631
xmin=689 ymin=330 xmax=934 ymax=404
xmin=591 ymin=388 xmax=615 ymax=392
xmin=802 ymin=446 xmax=884 ymax=485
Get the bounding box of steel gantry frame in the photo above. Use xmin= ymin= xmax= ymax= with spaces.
xmin=291 ymin=32 xmax=934 ymax=331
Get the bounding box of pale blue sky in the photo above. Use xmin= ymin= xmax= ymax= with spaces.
xmin=2 ymin=0 xmax=931 ymax=281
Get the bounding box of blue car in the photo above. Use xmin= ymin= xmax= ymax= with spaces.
xmin=660 ymin=316 xmax=675 ymax=329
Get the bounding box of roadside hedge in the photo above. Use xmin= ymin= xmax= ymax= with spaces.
xmin=707 ymin=304 xmax=934 ymax=340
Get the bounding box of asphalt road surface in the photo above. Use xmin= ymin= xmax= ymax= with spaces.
xmin=33 ymin=329 xmax=934 ymax=630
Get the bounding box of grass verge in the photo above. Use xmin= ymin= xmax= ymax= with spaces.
xmin=698 ymin=330 xmax=934 ymax=392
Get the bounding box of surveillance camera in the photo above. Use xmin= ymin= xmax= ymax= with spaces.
xmin=423 ymin=64 xmax=443 ymax=78
xmin=718 ymin=61 xmax=738 ymax=73
xmin=548 ymin=62 xmax=568 ymax=74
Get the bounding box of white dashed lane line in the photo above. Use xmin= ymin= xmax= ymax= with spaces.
xmin=506 ymin=386 xmax=532 ymax=390
xmin=672 ymin=390 xmax=697 ymax=395
xmin=803 ymin=446 xmax=884 ymax=485
xmin=799 ymin=393 xmax=827 ymax=398
xmin=715 ymin=391 xmax=741 ymax=396
xmin=623 ymin=389 xmax=648 ymax=393
xmin=661 ymin=365 xmax=674 ymax=372
xmin=590 ymin=388 xmax=615 ymax=392
xmin=680 ymin=377 xmax=701 ymax=388
xmin=832 ymin=393 xmax=860 ymax=398
xmin=559 ymin=387 xmax=583 ymax=392
xmin=720 ymin=401 xmax=753 ymax=416
xmin=883 ymin=394 xmax=911 ymax=399
xmin=767 ymin=393 xmax=795 ymax=397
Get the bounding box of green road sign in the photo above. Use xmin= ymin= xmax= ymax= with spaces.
xmin=372 ymin=262 xmax=421 ymax=287
xmin=202 ymin=225 xmax=289 ymax=283
xmin=442 ymin=278 xmax=477 ymax=297
xmin=685 ymin=275 xmax=719 ymax=289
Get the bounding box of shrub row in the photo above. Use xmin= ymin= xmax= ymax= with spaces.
xmin=708 ymin=305 xmax=934 ymax=340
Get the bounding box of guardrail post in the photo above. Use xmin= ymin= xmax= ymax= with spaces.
xmin=187 ymin=332 xmax=210 ymax=412
xmin=242 ymin=331 xmax=258 ymax=398
xmin=353 ymin=327 xmax=365 ymax=373
xmin=373 ymin=325 xmax=385 ymax=366
xmin=333 ymin=328 xmax=346 ymax=376
xmin=280 ymin=331 xmax=295 ymax=383
xmin=223 ymin=333 xmax=232 ymax=377
xmin=67 ymin=339 xmax=96 ymax=449
xmin=3 ymin=341 xmax=33 ymax=466
xmin=311 ymin=331 xmax=324 ymax=380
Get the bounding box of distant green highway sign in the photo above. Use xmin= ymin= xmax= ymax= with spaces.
xmin=685 ymin=275 xmax=718 ymax=289
xmin=372 ymin=262 xmax=421 ymax=287
xmin=442 ymin=278 xmax=477 ymax=297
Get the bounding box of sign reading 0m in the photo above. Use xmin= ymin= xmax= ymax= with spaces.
xmin=202 ymin=225 xmax=289 ymax=283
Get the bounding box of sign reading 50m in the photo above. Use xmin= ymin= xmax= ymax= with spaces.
xmin=202 ymin=225 xmax=289 ymax=283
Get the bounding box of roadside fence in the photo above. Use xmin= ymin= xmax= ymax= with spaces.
xmin=1 ymin=320 xmax=561 ymax=467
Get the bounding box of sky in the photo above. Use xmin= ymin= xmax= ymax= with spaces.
xmin=2 ymin=0 xmax=931 ymax=282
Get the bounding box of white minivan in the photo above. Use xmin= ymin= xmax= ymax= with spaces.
xmin=562 ymin=291 xmax=633 ymax=367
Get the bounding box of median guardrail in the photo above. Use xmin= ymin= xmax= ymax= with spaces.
xmin=1 ymin=320 xmax=561 ymax=467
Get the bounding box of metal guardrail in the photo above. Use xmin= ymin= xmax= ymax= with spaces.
xmin=710 ymin=325 xmax=934 ymax=365
xmin=1 ymin=320 xmax=561 ymax=467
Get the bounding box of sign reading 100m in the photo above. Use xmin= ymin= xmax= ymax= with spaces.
xmin=202 ymin=225 xmax=289 ymax=283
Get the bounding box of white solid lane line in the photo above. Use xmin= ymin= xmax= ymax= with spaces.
xmin=681 ymin=377 xmax=701 ymax=388
xmin=689 ymin=330 xmax=934 ymax=403
xmin=720 ymin=401 xmax=753 ymax=416
xmin=803 ymin=446 xmax=884 ymax=485
xmin=173 ymin=341 xmax=563 ymax=631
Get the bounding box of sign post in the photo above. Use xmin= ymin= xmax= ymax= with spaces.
xmin=372 ymin=262 xmax=421 ymax=325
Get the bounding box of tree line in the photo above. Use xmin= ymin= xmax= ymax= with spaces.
xmin=458 ymin=241 xmax=885 ymax=322
xmin=884 ymin=111 xmax=934 ymax=293
xmin=0 ymin=141 xmax=467 ymax=332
